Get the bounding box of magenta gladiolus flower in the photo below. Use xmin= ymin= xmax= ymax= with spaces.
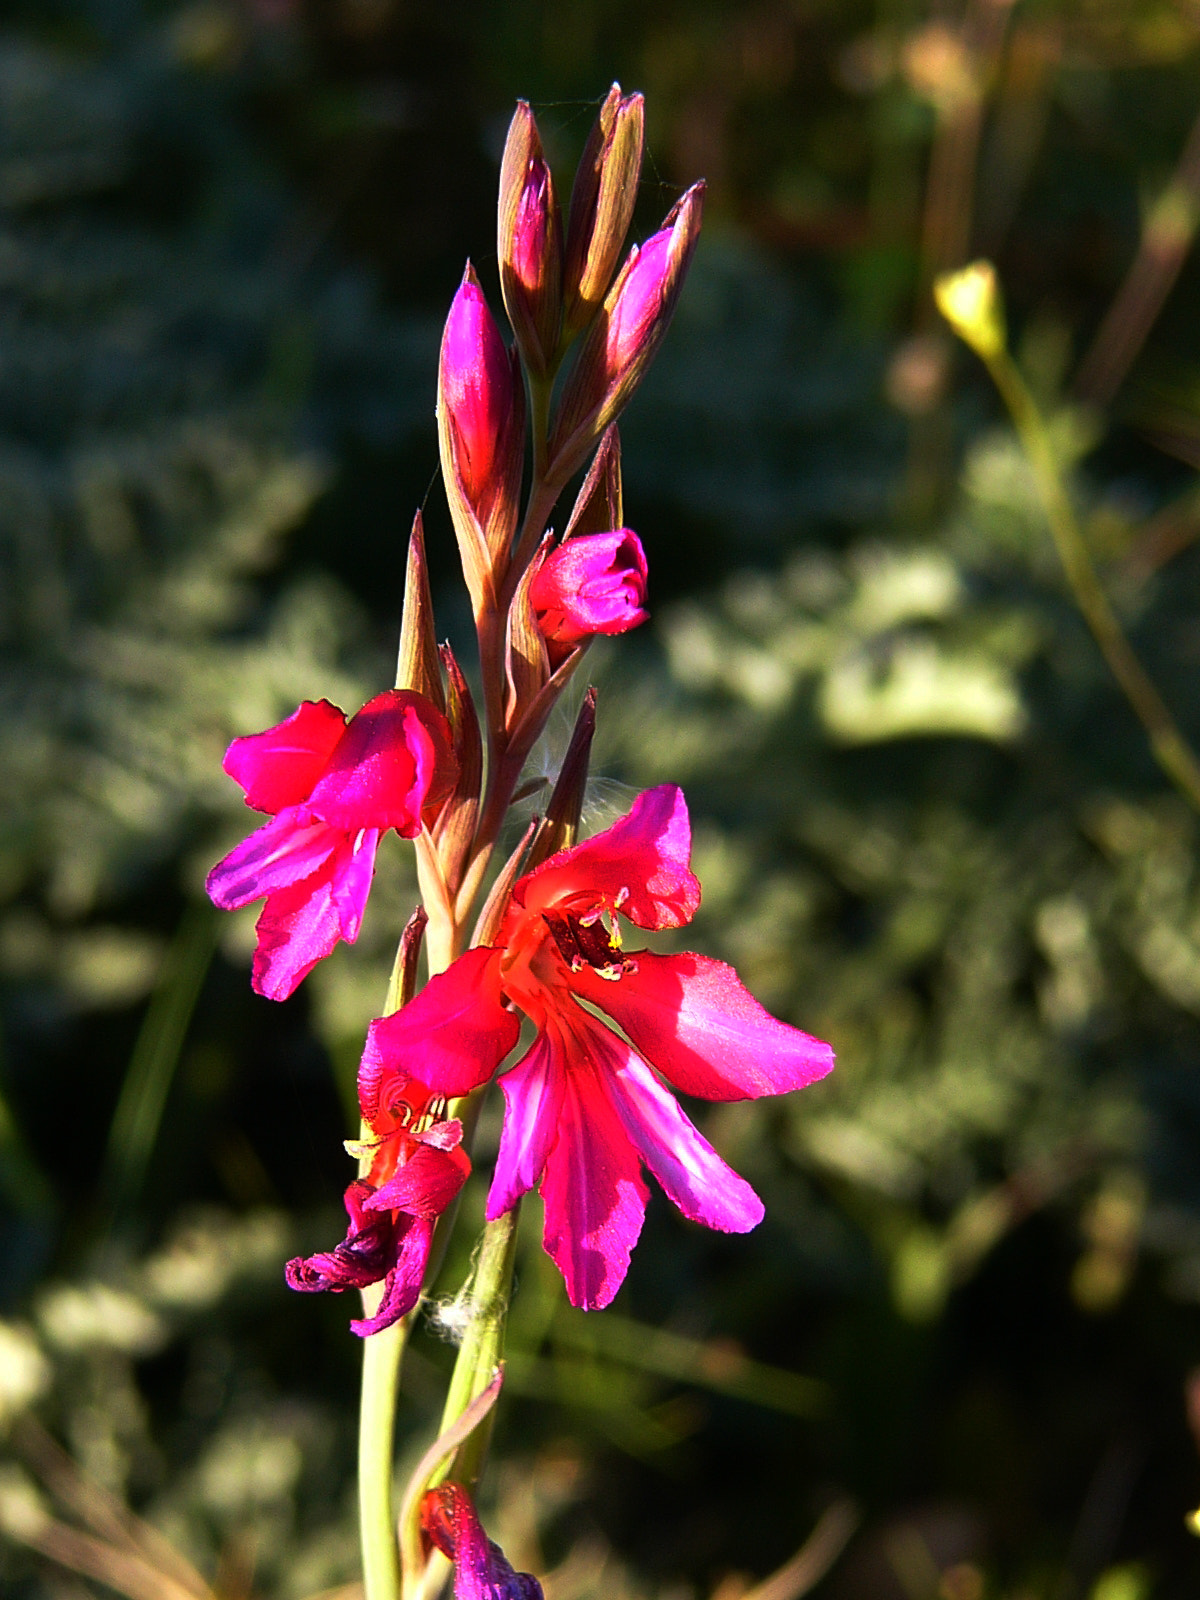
xmin=360 ymin=785 xmax=834 ymax=1310
xmin=441 ymin=271 xmax=517 ymax=507
xmin=422 ymin=1483 xmax=543 ymax=1600
xmin=530 ymin=528 xmax=649 ymax=648
xmin=286 ymin=1078 xmax=469 ymax=1336
xmin=207 ymin=692 xmax=454 ymax=1001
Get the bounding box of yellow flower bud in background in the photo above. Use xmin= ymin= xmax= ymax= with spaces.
xmin=934 ymin=260 xmax=1006 ymax=359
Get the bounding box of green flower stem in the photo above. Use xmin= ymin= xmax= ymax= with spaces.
xmin=359 ymin=1308 xmax=412 ymax=1600
xmin=358 ymin=893 xmax=458 ymax=1600
xmin=983 ymin=344 xmax=1200 ymax=814
xmin=434 ymin=1202 xmax=521 ymax=1489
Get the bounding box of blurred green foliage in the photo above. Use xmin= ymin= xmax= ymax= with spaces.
xmin=4 ymin=2 xmax=1200 ymax=1599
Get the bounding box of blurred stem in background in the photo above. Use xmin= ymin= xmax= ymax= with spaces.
xmin=937 ymin=261 xmax=1200 ymax=816
xmin=96 ymin=902 xmax=219 ymax=1237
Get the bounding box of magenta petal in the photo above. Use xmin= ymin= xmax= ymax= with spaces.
xmin=307 ymin=690 xmax=453 ymax=837
xmin=365 ymin=1141 xmax=468 ymax=1219
xmin=251 ymin=863 xmax=343 ymax=1000
xmin=572 ymin=950 xmax=835 ymax=1101
xmin=360 ymin=948 xmax=518 ymax=1108
xmin=424 ymin=1485 xmax=544 ymax=1600
xmin=329 ymin=828 xmax=380 ymax=941
xmin=539 ymin=1028 xmax=648 ymax=1310
xmin=223 ymin=699 xmax=347 ymax=813
xmin=530 ymin=529 xmax=649 ymax=644
xmin=577 ymin=1010 xmax=764 ymax=1234
xmin=206 ymin=807 xmax=338 ymax=911
xmin=521 ymin=785 xmax=699 ymax=931
xmin=351 ymin=1214 xmax=435 ymax=1337
xmin=486 ymin=1031 xmax=565 ymax=1220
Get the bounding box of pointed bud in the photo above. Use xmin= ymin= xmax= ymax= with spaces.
xmin=432 ymin=645 xmax=483 ymax=897
xmin=563 ymin=85 xmax=645 ymax=336
xmin=396 ymin=511 xmax=445 ymax=712
xmin=550 ymin=183 xmax=704 ymax=484
xmin=564 ymin=424 xmax=623 ymax=541
xmin=498 ymin=103 xmax=562 ymax=377
xmin=438 ymin=265 xmax=526 ymax=609
xmin=530 ymin=687 xmax=596 ymax=866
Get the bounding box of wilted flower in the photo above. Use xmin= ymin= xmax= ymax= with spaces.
xmin=530 ymin=528 xmax=648 ymax=652
xmin=361 ymin=785 xmax=834 ymax=1309
xmin=422 ymin=1482 xmax=543 ymax=1600
xmin=287 ymin=1071 xmax=468 ymax=1336
xmin=207 ymin=694 xmax=454 ymax=1000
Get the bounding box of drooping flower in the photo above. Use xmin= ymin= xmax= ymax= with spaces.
xmin=286 ymin=1076 xmax=468 ymax=1336
xmin=530 ymin=528 xmax=648 ymax=652
xmin=360 ymin=785 xmax=834 ymax=1310
xmin=421 ymin=1483 xmax=544 ymax=1600
xmin=207 ymin=693 xmax=454 ymax=1000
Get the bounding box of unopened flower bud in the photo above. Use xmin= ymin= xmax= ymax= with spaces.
xmin=563 ymin=84 xmax=644 ymax=335
xmin=934 ymin=260 xmax=1006 ymax=360
xmin=550 ymin=182 xmax=703 ymax=483
xmin=498 ymin=102 xmax=562 ymax=375
xmin=440 ymin=267 xmax=517 ymax=504
xmin=438 ymin=265 xmax=525 ymax=607
xmin=530 ymin=528 xmax=648 ymax=647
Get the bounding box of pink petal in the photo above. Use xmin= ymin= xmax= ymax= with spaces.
xmin=486 ymin=1030 xmax=565 ymax=1220
xmin=351 ymin=1214 xmax=435 ymax=1337
xmin=206 ymin=807 xmax=339 ymax=911
xmin=519 ymin=785 xmax=699 ymax=931
xmin=530 ymin=529 xmax=649 ymax=644
xmin=329 ymin=828 xmax=380 ymax=942
xmin=573 ymin=1007 xmax=764 ymax=1234
xmin=423 ymin=1485 xmax=544 ymax=1600
xmin=538 ymin=1027 xmax=648 ymax=1310
xmin=571 ymin=950 xmax=835 ymax=1101
xmin=223 ymin=699 xmax=347 ymax=814
xmin=365 ymin=1140 xmax=469 ymax=1219
xmin=360 ymin=948 xmax=518 ymax=1109
xmin=306 ymin=690 xmax=454 ymax=837
xmin=250 ymin=861 xmax=343 ymax=1000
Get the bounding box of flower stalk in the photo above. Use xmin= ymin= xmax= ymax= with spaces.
xmin=936 ymin=260 xmax=1200 ymax=815
xmin=205 ymin=84 xmax=833 ymax=1600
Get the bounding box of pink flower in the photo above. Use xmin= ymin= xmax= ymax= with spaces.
xmin=422 ymin=1483 xmax=543 ymax=1600
xmin=286 ymin=1077 xmax=468 ymax=1336
xmin=530 ymin=528 xmax=648 ymax=648
xmin=360 ymin=786 xmax=834 ymax=1310
xmin=207 ymin=693 xmax=454 ymax=1000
